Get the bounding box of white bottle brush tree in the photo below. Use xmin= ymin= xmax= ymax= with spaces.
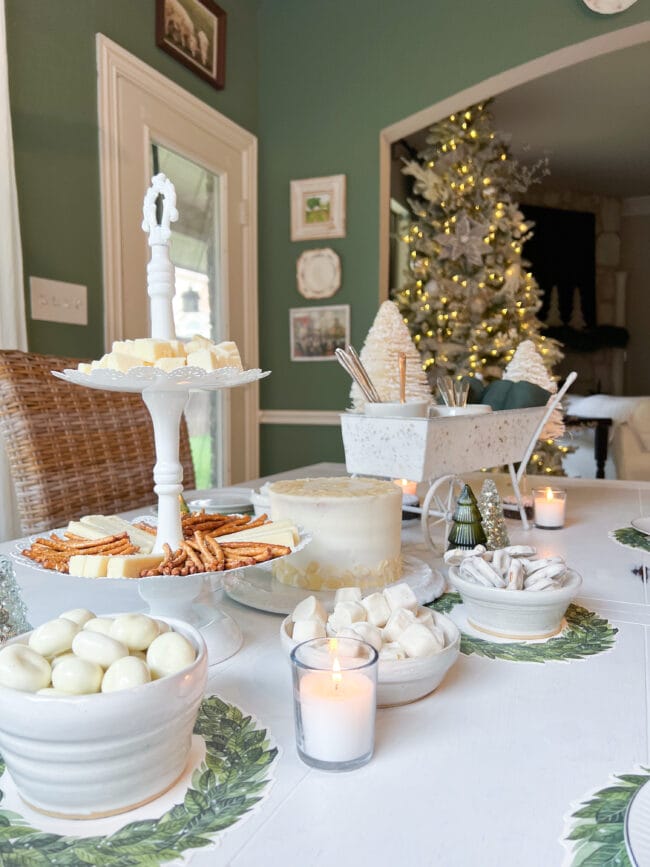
xmin=350 ymin=301 xmax=431 ymax=410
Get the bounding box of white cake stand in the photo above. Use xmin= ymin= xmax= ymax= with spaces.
xmin=51 ymin=174 xmax=270 ymax=664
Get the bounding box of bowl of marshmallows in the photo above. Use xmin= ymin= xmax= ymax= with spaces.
xmin=0 ymin=607 xmax=207 ymax=819
xmin=281 ymin=582 xmax=460 ymax=707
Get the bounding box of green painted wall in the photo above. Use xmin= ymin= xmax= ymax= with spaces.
xmin=257 ymin=0 xmax=648 ymax=474
xmin=6 ymin=0 xmax=259 ymax=359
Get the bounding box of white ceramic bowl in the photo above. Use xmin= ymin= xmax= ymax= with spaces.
xmin=364 ymin=400 xmax=430 ymax=419
xmin=280 ymin=611 xmax=460 ymax=707
xmin=447 ymin=567 xmax=582 ymax=639
xmin=0 ymin=616 xmax=208 ymax=819
xmin=429 ymin=404 xmax=492 ymax=417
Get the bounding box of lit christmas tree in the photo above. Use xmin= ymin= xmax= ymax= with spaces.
xmin=392 ymin=100 xmax=565 ymax=473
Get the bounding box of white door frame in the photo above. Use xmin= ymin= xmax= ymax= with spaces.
xmin=96 ymin=34 xmax=259 ymax=483
xmin=378 ymin=21 xmax=650 ymax=299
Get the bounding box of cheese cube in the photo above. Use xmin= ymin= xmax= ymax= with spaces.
xmin=111 ymin=339 xmax=135 ymax=355
xmin=186 ymin=349 xmax=221 ymax=371
xmin=68 ymin=555 xmax=109 ymax=578
xmin=168 ymin=339 xmax=187 ymax=357
xmin=103 ymin=352 xmax=142 ymax=372
xmin=213 ymin=341 xmax=243 ymax=370
xmin=77 ymin=363 xmax=92 ymax=375
xmin=154 ymin=356 xmax=187 ymax=372
xmin=106 ymin=554 xmax=164 ymax=579
xmin=185 ymin=334 xmax=213 ymax=353
xmin=131 ymin=338 xmax=175 ymax=363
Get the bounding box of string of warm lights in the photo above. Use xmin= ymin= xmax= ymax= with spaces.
xmin=394 ymin=101 xmax=565 ymax=474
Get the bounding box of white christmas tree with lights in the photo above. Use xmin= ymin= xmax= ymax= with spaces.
xmin=350 ymin=300 xmax=432 ymax=410
xmin=393 ymin=100 xmax=565 ymax=473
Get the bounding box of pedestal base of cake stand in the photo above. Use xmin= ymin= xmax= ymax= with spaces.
xmin=137 ymin=575 xmax=243 ymax=665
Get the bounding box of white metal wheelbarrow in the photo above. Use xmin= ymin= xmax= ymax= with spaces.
xmin=340 ymin=372 xmax=577 ymax=552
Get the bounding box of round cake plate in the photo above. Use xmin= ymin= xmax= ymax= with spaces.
xmin=625 ymin=778 xmax=650 ymax=866
xmin=631 ymin=517 xmax=650 ymax=536
xmin=222 ymin=554 xmax=445 ymax=615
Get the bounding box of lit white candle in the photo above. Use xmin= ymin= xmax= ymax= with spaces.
xmin=394 ymin=478 xmax=417 ymax=497
xmin=298 ymin=657 xmax=375 ymax=764
xmin=533 ymin=487 xmax=566 ymax=529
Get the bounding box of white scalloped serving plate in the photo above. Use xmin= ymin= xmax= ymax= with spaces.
xmin=222 ymin=554 xmax=445 ymax=615
xmin=52 ymin=366 xmax=270 ymax=394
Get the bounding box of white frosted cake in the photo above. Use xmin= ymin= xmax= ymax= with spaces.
xmin=268 ymin=476 xmax=402 ymax=591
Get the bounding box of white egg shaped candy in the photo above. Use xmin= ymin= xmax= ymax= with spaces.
xmin=83 ymin=617 xmax=114 ymax=637
xmin=146 ymin=632 xmax=196 ymax=679
xmin=110 ymin=614 xmax=159 ymax=651
xmin=29 ymin=618 xmax=79 ymax=658
xmin=50 ymin=652 xmax=76 ymax=670
xmin=0 ymin=644 xmax=51 ymax=692
xmin=72 ymin=631 xmax=129 ymax=669
xmin=59 ymin=608 xmax=95 ymax=627
xmin=52 ymin=657 xmax=103 ymax=695
xmin=102 ymin=656 xmax=152 ymax=693
xmin=154 ymin=619 xmax=171 ymax=635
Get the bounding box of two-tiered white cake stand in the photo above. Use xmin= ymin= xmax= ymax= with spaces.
xmin=53 ymin=174 xmax=270 ymax=663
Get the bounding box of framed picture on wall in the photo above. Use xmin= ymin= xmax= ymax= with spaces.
xmin=290 ymin=304 xmax=350 ymax=361
xmin=290 ymin=174 xmax=346 ymax=241
xmin=156 ymin=0 xmax=227 ymax=90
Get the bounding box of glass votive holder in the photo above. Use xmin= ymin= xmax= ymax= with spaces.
xmin=290 ymin=637 xmax=378 ymax=772
xmin=533 ymin=487 xmax=567 ymax=529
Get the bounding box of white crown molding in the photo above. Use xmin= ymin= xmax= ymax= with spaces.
xmin=259 ymin=410 xmax=342 ymax=426
xmin=622 ymin=196 xmax=650 ymax=217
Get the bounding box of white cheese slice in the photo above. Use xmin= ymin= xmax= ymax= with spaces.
xmin=68 ymin=555 xmax=110 ymax=578
xmin=79 ymin=516 xmax=155 ymax=554
xmin=106 ymin=554 xmax=164 ymax=579
xmin=217 ymin=521 xmax=298 ymax=547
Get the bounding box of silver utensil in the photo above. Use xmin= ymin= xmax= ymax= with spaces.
xmin=454 ymin=380 xmax=469 ymax=408
xmin=345 ymin=345 xmax=382 ymax=403
xmin=335 ymin=348 xmax=378 ymax=403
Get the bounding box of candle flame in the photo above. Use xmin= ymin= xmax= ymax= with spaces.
xmin=331 ymin=656 xmax=343 ymax=689
xmin=545 ymin=487 xmax=554 ymax=501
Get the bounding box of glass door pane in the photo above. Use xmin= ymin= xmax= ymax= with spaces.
xmin=151 ymin=143 xmax=224 ymax=489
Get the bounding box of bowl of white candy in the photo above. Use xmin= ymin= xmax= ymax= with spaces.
xmin=446 ymin=545 xmax=582 ymax=639
xmin=281 ymin=582 xmax=460 ymax=707
xmin=0 ymin=608 xmax=207 ymax=819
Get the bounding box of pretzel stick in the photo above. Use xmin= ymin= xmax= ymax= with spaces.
xmin=205 ymin=536 xmax=225 ymax=569
xmin=194 ymin=532 xmax=218 ymax=570
xmin=182 ymin=542 xmax=204 ymax=572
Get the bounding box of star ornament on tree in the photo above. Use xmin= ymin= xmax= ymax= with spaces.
xmin=435 ymin=215 xmax=490 ymax=266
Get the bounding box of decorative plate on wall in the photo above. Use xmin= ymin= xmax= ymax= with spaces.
xmin=582 ymin=0 xmax=638 ymax=12
xmin=296 ymin=248 xmax=341 ymax=299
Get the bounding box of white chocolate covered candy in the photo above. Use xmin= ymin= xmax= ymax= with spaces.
xmin=0 ymin=644 xmax=52 ymax=692
xmin=146 ymin=632 xmax=196 ymax=679
xmin=51 ymin=656 xmax=103 ymax=694
xmin=383 ymin=583 xmax=418 ymax=612
xmin=291 ymin=595 xmax=327 ymax=624
xmin=29 ymin=618 xmax=79 ymax=658
xmin=72 ymin=631 xmax=129 ymax=669
xmin=346 ymin=621 xmax=383 ymax=652
xmin=83 ymin=617 xmax=114 ymax=637
xmin=292 ymin=620 xmax=326 ymax=642
xmin=378 ymin=641 xmax=406 ymax=661
xmin=398 ymin=622 xmax=445 ymax=658
xmin=334 ymin=587 xmax=362 ymax=604
xmin=110 ymin=614 xmax=160 ymax=651
xmin=59 ymin=608 xmax=95 ymax=627
xmin=361 ymin=592 xmax=391 ymax=628
xmin=328 ymin=601 xmax=366 ymax=633
xmin=102 ymin=656 xmax=152 ymax=693
xmin=50 ymin=652 xmax=76 ymax=670
xmin=383 ymin=608 xmax=417 ymax=642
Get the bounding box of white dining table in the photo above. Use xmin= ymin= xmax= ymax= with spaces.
xmin=3 ymin=463 xmax=650 ymax=867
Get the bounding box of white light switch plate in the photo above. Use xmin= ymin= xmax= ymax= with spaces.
xmin=29 ymin=277 xmax=88 ymax=326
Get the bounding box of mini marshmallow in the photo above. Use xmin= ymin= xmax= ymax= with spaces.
xmin=29 ymin=618 xmax=79 ymax=658
xmin=146 ymin=632 xmax=196 ymax=679
xmin=59 ymin=608 xmax=95 ymax=627
xmin=52 ymin=657 xmax=103 ymax=694
xmin=292 ymin=620 xmax=326 ymax=642
xmin=0 ymin=644 xmax=51 ymax=692
xmin=398 ymin=622 xmax=445 ymax=658
xmin=334 ymin=587 xmax=363 ymax=605
xmin=83 ymin=617 xmax=114 ymax=637
xmin=72 ymin=631 xmax=129 ymax=669
xmin=291 ymin=595 xmax=327 ymax=624
xmin=329 ymin=601 xmax=366 ymax=631
xmin=383 ymin=607 xmax=416 ymax=642
xmin=383 ymin=582 xmax=418 ymax=612
xmin=102 ymin=656 xmax=152 ymax=693
xmin=110 ymin=614 xmax=160 ymax=651
xmin=415 ymin=607 xmax=436 ymax=630
xmin=379 ymin=642 xmax=406 ymax=661
xmin=362 ymin=592 xmax=391 ymax=628
xmin=347 ymin=621 xmax=383 ymax=652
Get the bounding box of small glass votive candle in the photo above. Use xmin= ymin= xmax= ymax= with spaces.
xmin=290 ymin=637 xmax=378 ymax=772
xmin=533 ymin=487 xmax=567 ymax=529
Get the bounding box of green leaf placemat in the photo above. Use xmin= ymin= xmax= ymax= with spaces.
xmin=430 ymin=593 xmax=618 ymax=663
xmin=0 ymin=694 xmax=278 ymax=866
xmin=610 ymin=527 xmax=650 ymax=554
xmin=562 ymin=767 xmax=650 ymax=866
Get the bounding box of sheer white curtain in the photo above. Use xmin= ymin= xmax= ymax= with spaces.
xmin=0 ymin=0 xmax=27 ymax=540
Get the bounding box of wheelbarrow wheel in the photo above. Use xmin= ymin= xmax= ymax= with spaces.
xmin=420 ymin=474 xmax=464 ymax=555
